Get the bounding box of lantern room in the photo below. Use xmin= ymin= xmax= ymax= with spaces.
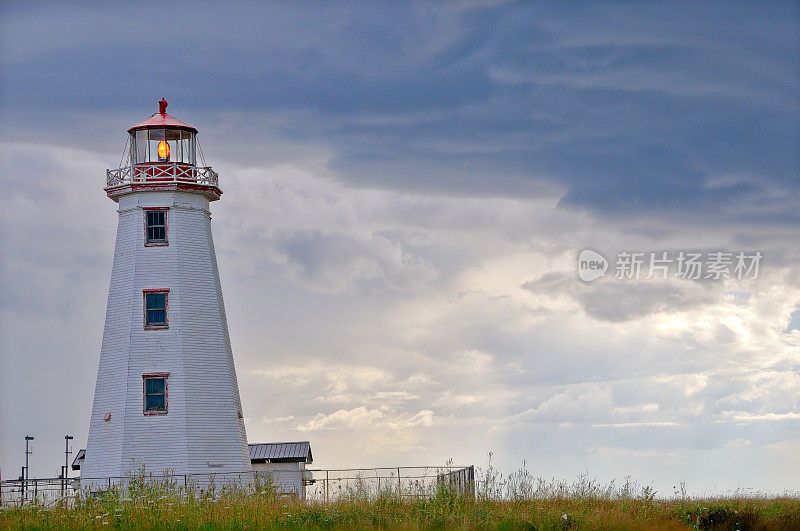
xmin=128 ymin=99 xmax=197 ymax=165
xmin=105 ymin=99 xmax=221 ymax=202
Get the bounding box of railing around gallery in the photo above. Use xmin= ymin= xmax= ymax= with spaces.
xmin=0 ymin=465 xmax=475 ymax=507
xmin=106 ymin=163 xmax=219 ymax=188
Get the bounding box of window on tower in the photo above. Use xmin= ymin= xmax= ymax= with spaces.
xmin=143 ymin=289 xmax=169 ymax=329
xmin=144 ymin=208 xmax=168 ymax=245
xmin=143 ymin=373 xmax=168 ymax=414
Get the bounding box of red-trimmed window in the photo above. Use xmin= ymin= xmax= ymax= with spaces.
xmin=143 ymin=373 xmax=169 ymax=415
xmin=144 ymin=208 xmax=168 ymax=246
xmin=143 ymin=289 xmax=169 ymax=329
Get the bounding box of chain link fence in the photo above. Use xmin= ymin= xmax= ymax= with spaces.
xmin=0 ymin=465 xmax=474 ymax=507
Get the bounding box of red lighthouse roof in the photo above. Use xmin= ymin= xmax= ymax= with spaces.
xmin=127 ymin=98 xmax=198 ymax=134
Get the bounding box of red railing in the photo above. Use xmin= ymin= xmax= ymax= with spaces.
xmin=106 ymin=163 xmax=219 ymax=188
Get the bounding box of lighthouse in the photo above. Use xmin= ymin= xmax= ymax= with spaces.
xmin=82 ymin=100 xmax=252 ymax=487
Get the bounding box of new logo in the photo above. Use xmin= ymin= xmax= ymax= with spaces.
xmin=578 ymin=249 xmax=608 ymax=282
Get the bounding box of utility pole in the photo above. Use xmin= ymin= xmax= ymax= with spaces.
xmin=24 ymin=435 xmax=34 ymax=502
xmin=63 ymin=435 xmax=73 ymax=496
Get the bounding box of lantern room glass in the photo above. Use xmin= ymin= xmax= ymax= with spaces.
xmin=131 ymin=128 xmax=195 ymax=165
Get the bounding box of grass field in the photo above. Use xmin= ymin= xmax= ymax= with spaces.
xmin=2 ymin=490 xmax=798 ymax=529
xmin=2 ymin=463 xmax=798 ymax=529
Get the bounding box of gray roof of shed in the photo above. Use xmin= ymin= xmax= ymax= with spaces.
xmin=249 ymin=441 xmax=312 ymax=463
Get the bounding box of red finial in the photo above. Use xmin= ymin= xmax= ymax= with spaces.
xmin=158 ymin=98 xmax=168 ymax=114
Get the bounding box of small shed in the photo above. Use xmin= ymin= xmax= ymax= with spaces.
xmin=249 ymin=441 xmax=313 ymax=499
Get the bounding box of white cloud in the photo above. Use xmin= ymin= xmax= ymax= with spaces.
xmin=295 ymin=406 xmax=433 ymax=431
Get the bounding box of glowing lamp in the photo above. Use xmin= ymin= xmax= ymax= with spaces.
xmin=157 ymin=140 xmax=170 ymax=160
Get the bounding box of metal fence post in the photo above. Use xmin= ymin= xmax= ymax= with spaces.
xmin=469 ymin=465 xmax=475 ymax=499
xmin=325 ymin=471 xmax=329 ymax=504
xmin=397 ymin=467 xmax=401 ymax=497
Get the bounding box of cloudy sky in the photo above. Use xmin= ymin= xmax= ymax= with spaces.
xmin=1 ymin=1 xmax=798 ymax=494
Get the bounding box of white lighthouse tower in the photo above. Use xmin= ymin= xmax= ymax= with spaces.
xmin=82 ymin=100 xmax=252 ymax=486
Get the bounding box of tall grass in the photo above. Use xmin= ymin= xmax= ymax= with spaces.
xmin=2 ymin=457 xmax=798 ymax=529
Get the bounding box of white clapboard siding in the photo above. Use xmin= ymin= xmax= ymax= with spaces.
xmin=253 ymin=463 xmax=305 ymax=499
xmin=82 ymin=191 xmax=252 ymax=487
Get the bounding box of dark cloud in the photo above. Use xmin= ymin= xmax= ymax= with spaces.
xmin=1 ymin=1 xmax=797 ymax=220
xmin=522 ymin=271 xmax=720 ymax=323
